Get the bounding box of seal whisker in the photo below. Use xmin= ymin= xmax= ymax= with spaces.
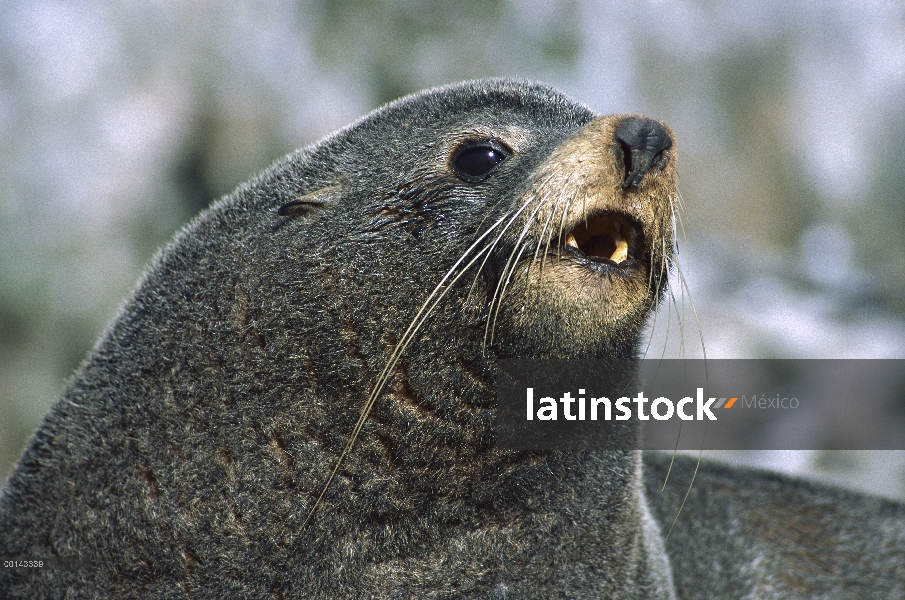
xmin=486 ymin=224 xmax=536 ymax=348
xmin=465 ymin=194 xmax=539 ymax=305
xmin=531 ymin=186 xmax=561 ymax=285
xmin=655 ymin=191 xmax=711 ymax=530
xmin=483 ymin=194 xmax=552 ymax=349
xmin=672 ymin=255 xmax=706 ymax=361
xmin=641 ymin=192 xmax=688 ymax=500
xmin=502 ymin=174 xmax=563 ymax=302
xmin=660 ymin=283 xmax=712 ymax=533
xmin=529 ymin=190 xmax=556 ymax=270
xmin=648 ymin=203 xmax=669 ymax=295
xmin=670 ymin=194 xmax=705 ymax=361
xmin=642 ymin=214 xmax=678 ymax=368
xmin=468 ymin=170 xmax=558 ymax=304
xmin=527 ymin=188 xmax=564 ymax=298
xmin=537 ymin=182 xmax=573 ymax=276
xmin=555 ymin=177 xmax=575 ymax=261
xmin=640 ymin=199 xmax=675 ymax=356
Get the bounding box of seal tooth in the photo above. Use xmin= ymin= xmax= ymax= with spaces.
xmin=565 ymin=233 xmax=579 ymax=249
xmin=611 ymin=239 xmax=629 ymax=263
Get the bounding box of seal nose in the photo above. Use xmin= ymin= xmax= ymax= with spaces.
xmin=614 ymin=116 xmax=672 ymax=189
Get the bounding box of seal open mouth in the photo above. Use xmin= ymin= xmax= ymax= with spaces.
xmin=561 ymin=213 xmax=639 ymax=267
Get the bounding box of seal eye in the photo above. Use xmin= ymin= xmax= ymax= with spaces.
xmin=451 ymin=143 xmax=510 ymax=182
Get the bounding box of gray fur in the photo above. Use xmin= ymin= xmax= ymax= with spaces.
xmin=0 ymin=79 xmax=902 ymax=598
xmin=644 ymin=452 xmax=905 ymax=598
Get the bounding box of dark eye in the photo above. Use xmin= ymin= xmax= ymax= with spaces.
xmin=451 ymin=143 xmax=510 ymax=182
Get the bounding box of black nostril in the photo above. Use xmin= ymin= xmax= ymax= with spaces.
xmin=618 ymin=140 xmax=633 ymax=183
xmin=614 ymin=117 xmax=672 ymax=189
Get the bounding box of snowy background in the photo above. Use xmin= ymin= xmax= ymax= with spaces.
xmin=2 ymin=0 xmax=904 ymax=497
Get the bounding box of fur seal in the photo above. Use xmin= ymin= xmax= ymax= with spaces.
xmin=1 ymin=79 xmax=904 ymax=598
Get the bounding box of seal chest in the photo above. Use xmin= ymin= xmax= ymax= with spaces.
xmin=0 ymin=80 xmax=679 ymax=598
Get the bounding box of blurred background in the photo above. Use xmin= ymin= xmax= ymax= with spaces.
xmin=1 ymin=0 xmax=904 ymax=497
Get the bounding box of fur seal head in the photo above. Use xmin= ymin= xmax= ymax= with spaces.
xmin=275 ymin=80 xmax=676 ymax=364
xmin=0 ymin=79 xmax=679 ymax=597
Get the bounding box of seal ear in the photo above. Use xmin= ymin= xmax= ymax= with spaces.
xmin=277 ymin=181 xmax=344 ymax=217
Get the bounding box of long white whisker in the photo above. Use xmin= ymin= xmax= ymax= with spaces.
xmin=656 ymin=189 xmax=710 ymax=537
xmin=487 ymin=231 xmax=536 ymax=347
xmin=484 ymin=194 xmax=552 ymax=348
xmin=466 ymin=193 xmax=542 ymax=306
xmin=642 ymin=203 xmax=675 ymax=360
xmin=555 ymin=175 xmax=575 ymax=261
xmin=539 ymin=183 xmax=573 ymax=277
xmin=531 ymin=192 xmax=558 ymax=270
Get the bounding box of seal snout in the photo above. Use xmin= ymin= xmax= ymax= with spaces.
xmin=614 ymin=117 xmax=672 ymax=190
